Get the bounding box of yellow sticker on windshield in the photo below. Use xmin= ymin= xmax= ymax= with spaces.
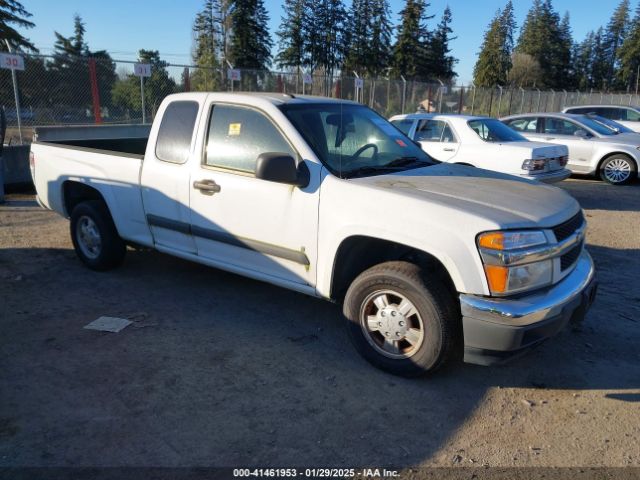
xmin=228 ymin=123 xmax=241 ymax=136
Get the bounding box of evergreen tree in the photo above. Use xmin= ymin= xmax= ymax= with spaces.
xmin=343 ymin=0 xmax=392 ymax=76
xmin=344 ymin=0 xmax=372 ymax=74
xmin=50 ymin=15 xmax=116 ymax=113
xmin=0 ymin=0 xmax=36 ymax=52
xmin=603 ymin=0 xmax=630 ymax=89
xmin=516 ymin=0 xmax=571 ymax=88
xmin=391 ymin=0 xmax=432 ymax=80
xmin=303 ymin=0 xmax=346 ymax=78
xmin=368 ymin=0 xmax=393 ymax=76
xmin=573 ymin=31 xmax=596 ymax=89
xmin=473 ymin=8 xmax=507 ymax=86
xmin=500 ymin=1 xmax=516 ymax=56
xmin=276 ymin=0 xmax=306 ymax=71
xmin=192 ymin=0 xmax=221 ymax=90
xmin=229 ymin=0 xmax=272 ymax=69
xmin=591 ymin=27 xmax=609 ymax=89
xmin=618 ymin=4 xmax=640 ymax=90
xmin=429 ymin=6 xmax=457 ymax=82
xmin=558 ymin=12 xmax=574 ymax=87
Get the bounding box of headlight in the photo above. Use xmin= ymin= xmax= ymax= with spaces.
xmin=477 ymin=230 xmax=553 ymax=295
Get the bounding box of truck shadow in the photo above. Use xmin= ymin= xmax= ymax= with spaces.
xmin=0 ymin=240 xmax=637 ymax=468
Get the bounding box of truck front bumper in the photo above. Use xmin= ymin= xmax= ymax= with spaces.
xmin=459 ymin=250 xmax=597 ymax=366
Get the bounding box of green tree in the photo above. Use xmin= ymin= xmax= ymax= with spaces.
xmin=344 ymin=0 xmax=373 ymax=74
xmin=516 ymin=0 xmax=572 ymax=88
xmin=112 ymin=50 xmax=177 ymax=121
xmin=368 ymin=0 xmax=393 ymax=76
xmin=618 ymin=4 xmax=640 ymax=90
xmin=390 ymin=0 xmax=432 ymax=80
xmin=473 ymin=9 xmax=507 ymax=87
xmin=49 ymin=15 xmax=116 ymax=117
xmin=308 ymin=0 xmax=346 ymax=78
xmin=591 ymin=27 xmax=609 ymax=89
xmin=192 ymin=0 xmax=221 ymax=91
xmin=275 ymin=0 xmax=306 ymax=72
xmin=603 ymin=0 xmax=630 ymax=89
xmin=428 ymin=6 xmax=457 ymax=82
xmin=0 ymin=0 xmax=36 ymax=52
xmin=573 ymin=30 xmax=596 ymax=89
xmin=228 ymin=0 xmax=272 ymax=69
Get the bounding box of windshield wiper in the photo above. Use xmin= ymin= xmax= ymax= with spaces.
xmin=384 ymin=156 xmax=427 ymax=168
xmin=342 ymin=165 xmax=395 ymax=178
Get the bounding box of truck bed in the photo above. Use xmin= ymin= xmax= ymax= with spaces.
xmin=34 ymin=124 xmax=151 ymax=157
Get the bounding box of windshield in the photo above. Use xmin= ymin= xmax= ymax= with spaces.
xmin=279 ymin=103 xmax=435 ymax=178
xmin=468 ymin=118 xmax=527 ymax=142
xmin=574 ymin=115 xmax=617 ymax=136
xmin=587 ymin=115 xmax=633 ymax=134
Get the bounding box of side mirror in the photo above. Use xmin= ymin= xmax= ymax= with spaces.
xmin=255 ymin=152 xmax=309 ymax=187
xmin=574 ymin=129 xmax=589 ymax=138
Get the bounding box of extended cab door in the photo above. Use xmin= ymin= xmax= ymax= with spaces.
xmin=140 ymin=98 xmax=203 ymax=253
xmin=414 ymin=119 xmax=459 ymax=162
xmin=188 ymin=101 xmax=319 ymax=287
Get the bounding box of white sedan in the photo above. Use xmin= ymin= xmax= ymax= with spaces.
xmin=389 ymin=113 xmax=571 ymax=183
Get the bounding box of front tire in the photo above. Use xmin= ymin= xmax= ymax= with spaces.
xmin=70 ymin=200 xmax=126 ymax=271
xmin=600 ymin=155 xmax=636 ymax=185
xmin=343 ymin=261 xmax=459 ymax=377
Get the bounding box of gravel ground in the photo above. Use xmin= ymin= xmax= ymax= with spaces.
xmin=0 ymin=178 xmax=639 ymax=472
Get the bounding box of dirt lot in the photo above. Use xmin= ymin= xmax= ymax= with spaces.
xmin=0 ymin=178 xmax=639 ymax=472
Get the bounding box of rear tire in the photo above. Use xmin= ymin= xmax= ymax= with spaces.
xmin=599 ymin=155 xmax=636 ymax=185
xmin=343 ymin=261 xmax=459 ymax=377
xmin=70 ymin=200 xmax=126 ymax=271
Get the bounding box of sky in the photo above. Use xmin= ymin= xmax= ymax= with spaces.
xmin=20 ymin=0 xmax=629 ymax=84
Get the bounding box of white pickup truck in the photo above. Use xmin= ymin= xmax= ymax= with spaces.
xmin=30 ymin=93 xmax=597 ymax=377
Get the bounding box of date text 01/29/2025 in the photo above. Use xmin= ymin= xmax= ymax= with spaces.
xmin=233 ymin=468 xmax=400 ymax=478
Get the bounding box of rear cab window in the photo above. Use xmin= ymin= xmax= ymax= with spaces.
xmin=155 ymin=101 xmax=200 ymax=164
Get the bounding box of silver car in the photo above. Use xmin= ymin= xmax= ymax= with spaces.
xmin=562 ymin=105 xmax=640 ymax=133
xmin=501 ymin=112 xmax=639 ymax=185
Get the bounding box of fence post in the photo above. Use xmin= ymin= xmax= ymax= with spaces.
xmin=140 ymin=76 xmax=146 ymax=124
xmin=437 ymin=78 xmax=444 ymax=112
xmin=401 ymin=76 xmax=407 ymax=114
xmin=88 ymin=58 xmax=102 ymax=124
xmin=519 ymin=87 xmax=525 ymax=114
xmin=471 ymin=84 xmax=477 ymax=115
xmin=488 ymin=88 xmax=494 ymax=116
xmin=497 ymin=85 xmax=503 ymax=117
xmin=550 ymin=89 xmax=555 ymax=112
xmin=458 ymin=85 xmax=464 ymax=114
xmin=536 ymin=88 xmax=541 ymax=111
xmin=427 ymin=85 xmax=432 ymax=113
xmin=4 ymin=40 xmax=23 ymax=144
xmin=507 ymin=87 xmax=514 ymax=115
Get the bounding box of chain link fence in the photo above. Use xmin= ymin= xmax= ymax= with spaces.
xmin=3 ymin=53 xmax=640 ymax=144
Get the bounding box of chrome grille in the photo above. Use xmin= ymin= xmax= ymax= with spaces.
xmin=561 ymin=241 xmax=583 ymax=271
xmin=552 ymin=211 xmax=584 ymax=242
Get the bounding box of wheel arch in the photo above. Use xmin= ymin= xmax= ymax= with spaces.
xmin=596 ymin=151 xmax=638 ymax=174
xmin=62 ymin=180 xmax=108 ymax=218
xmin=329 ymin=235 xmax=458 ymax=303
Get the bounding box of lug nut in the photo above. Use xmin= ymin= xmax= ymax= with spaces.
xmin=399 ymin=321 xmax=405 ymax=327
xmin=391 ymin=311 xmax=397 ymax=317
xmin=381 ymin=311 xmax=386 ymax=317
xmin=396 ymin=332 xmax=401 ymax=337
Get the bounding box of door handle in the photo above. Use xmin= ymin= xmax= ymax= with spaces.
xmin=443 ymin=147 xmax=455 ymax=152
xmin=544 ymin=137 xmax=555 ymax=141
xmin=193 ymin=180 xmax=221 ymax=195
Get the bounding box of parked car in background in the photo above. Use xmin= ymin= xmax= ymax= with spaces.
xmin=389 ymin=113 xmax=571 ymax=183
xmin=30 ymin=93 xmax=597 ymax=377
xmin=562 ymin=105 xmax=640 ymax=133
xmin=501 ymin=112 xmax=640 ymax=185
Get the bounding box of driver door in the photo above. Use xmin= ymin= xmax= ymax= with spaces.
xmin=538 ymin=117 xmax=593 ymax=170
xmin=189 ymin=102 xmax=319 ymax=286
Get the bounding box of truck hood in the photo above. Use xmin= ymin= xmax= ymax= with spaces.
xmin=352 ymin=163 xmax=579 ymax=228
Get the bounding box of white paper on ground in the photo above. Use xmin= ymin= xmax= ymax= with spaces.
xmin=84 ymin=316 xmax=133 ymax=333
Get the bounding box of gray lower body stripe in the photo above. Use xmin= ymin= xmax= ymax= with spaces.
xmin=146 ymin=214 xmax=309 ymax=266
